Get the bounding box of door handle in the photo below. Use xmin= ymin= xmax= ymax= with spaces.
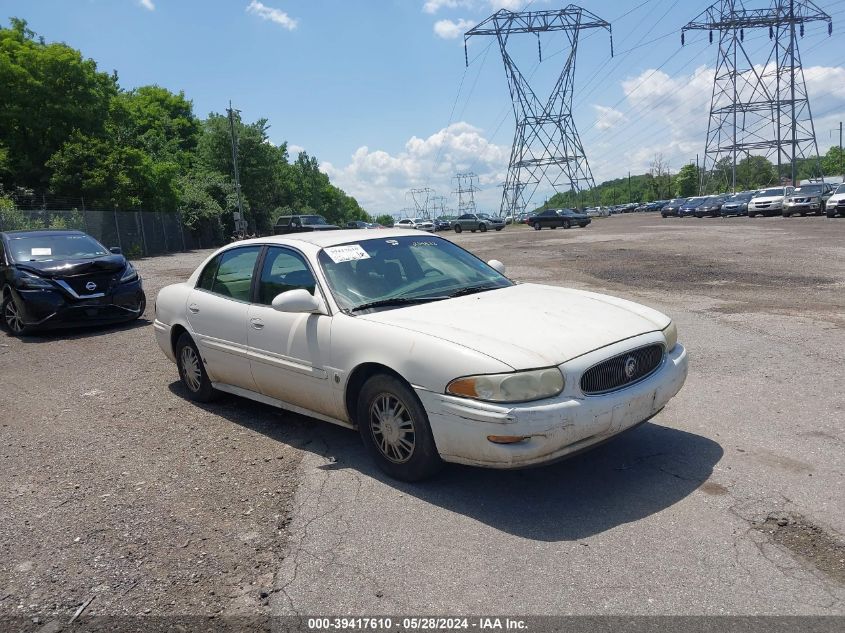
xmin=188 ymin=304 xmax=200 ymax=314
xmin=250 ymin=318 xmax=264 ymax=330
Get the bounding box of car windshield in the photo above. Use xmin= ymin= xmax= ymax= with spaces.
xmin=7 ymin=233 xmax=110 ymax=262
xmin=756 ymin=188 xmax=783 ymax=197
xmin=301 ymin=215 xmax=327 ymax=224
xmin=792 ymin=185 xmax=823 ymax=194
xmin=318 ymin=235 xmax=513 ymax=312
xmin=557 ymin=209 xmax=575 ymax=216
xmin=730 ymin=193 xmax=753 ymax=201
xmin=836 ymin=184 xmax=845 ymax=195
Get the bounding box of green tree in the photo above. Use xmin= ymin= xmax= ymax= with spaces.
xmin=821 ymin=145 xmax=845 ymax=177
xmin=374 ymin=214 xmax=394 ymax=227
xmin=0 ymin=18 xmax=117 ymax=189
xmin=674 ymin=164 xmax=700 ymax=197
xmin=736 ymin=155 xmax=775 ymax=190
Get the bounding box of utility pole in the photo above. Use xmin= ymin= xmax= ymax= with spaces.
xmin=227 ymin=101 xmax=245 ymax=238
xmin=627 ymin=171 xmax=631 ymax=202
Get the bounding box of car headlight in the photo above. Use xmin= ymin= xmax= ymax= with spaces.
xmin=446 ymin=368 xmax=564 ymax=403
xmin=16 ymin=270 xmax=53 ymax=290
xmin=663 ymin=321 xmax=678 ymax=352
xmin=120 ymin=262 xmax=139 ymax=283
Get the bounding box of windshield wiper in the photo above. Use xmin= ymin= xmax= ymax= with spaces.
xmin=447 ymin=285 xmax=500 ymax=298
xmin=350 ymin=296 xmax=448 ymax=312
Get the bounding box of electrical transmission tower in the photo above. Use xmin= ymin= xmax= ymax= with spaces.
xmin=464 ymin=7 xmax=613 ymax=217
xmin=453 ymin=172 xmax=480 ymax=215
xmin=430 ymin=195 xmax=448 ymax=218
xmin=682 ymin=0 xmax=832 ymax=193
xmin=407 ymin=188 xmax=434 ymax=219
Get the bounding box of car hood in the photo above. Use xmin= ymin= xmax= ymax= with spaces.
xmin=15 ymin=254 xmax=126 ymax=278
xmin=751 ymin=195 xmax=783 ymax=203
xmin=828 ymin=194 xmax=845 ymax=203
xmin=358 ymin=284 xmax=670 ymax=370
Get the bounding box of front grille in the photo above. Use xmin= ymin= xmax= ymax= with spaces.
xmin=64 ymin=272 xmax=119 ymax=296
xmin=580 ymin=344 xmax=664 ymax=395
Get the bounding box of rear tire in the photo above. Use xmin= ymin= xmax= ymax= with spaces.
xmin=175 ymin=332 xmax=218 ymax=402
xmin=479 ymin=224 xmax=487 ymax=232
xmin=563 ymin=219 xmax=571 ymax=229
xmin=357 ymin=373 xmax=442 ymax=482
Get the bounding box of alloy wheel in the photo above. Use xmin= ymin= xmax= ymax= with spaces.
xmin=369 ymin=393 xmax=416 ymax=464
xmin=4 ymin=299 xmax=23 ymax=333
xmin=180 ymin=345 xmax=202 ymax=393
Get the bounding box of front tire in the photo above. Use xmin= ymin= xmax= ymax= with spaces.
xmin=479 ymin=224 xmax=487 ymax=232
xmin=2 ymin=294 xmax=29 ymax=336
xmin=533 ymin=222 xmax=541 ymax=230
xmin=175 ymin=332 xmax=218 ymax=402
xmin=563 ymin=219 xmax=571 ymax=229
xmin=454 ymin=224 xmax=462 ymax=233
xmin=357 ymin=373 xmax=442 ymax=482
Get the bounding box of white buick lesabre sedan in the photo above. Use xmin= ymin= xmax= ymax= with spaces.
xmin=154 ymin=229 xmax=688 ymax=481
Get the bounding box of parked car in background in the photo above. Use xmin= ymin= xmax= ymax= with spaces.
xmin=748 ymin=186 xmax=793 ymax=217
xmin=274 ymin=214 xmax=339 ymax=235
xmin=396 ymin=218 xmax=434 ymax=232
xmin=153 ymin=229 xmax=687 ymax=481
xmin=694 ymin=195 xmax=730 ymax=218
xmin=346 ymin=220 xmax=376 ymax=229
xmin=678 ymin=197 xmax=708 ymax=217
xmin=528 ymin=208 xmax=579 ymax=229
xmin=825 ymin=183 xmax=845 ymax=218
xmin=720 ymin=192 xmax=755 ymax=217
xmin=452 ymin=213 xmax=505 ymax=233
xmin=433 ymin=217 xmax=452 ymax=232
xmin=661 ymin=198 xmax=688 ymax=217
xmin=1 ymin=229 xmax=146 ymax=335
xmin=783 ymin=183 xmax=834 ymax=216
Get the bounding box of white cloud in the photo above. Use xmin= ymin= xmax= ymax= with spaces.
xmin=138 ymin=0 xmax=155 ymax=11
xmin=321 ymin=122 xmax=509 ymax=213
xmin=288 ymin=143 xmax=305 ymax=155
xmin=246 ymin=1 xmax=298 ymax=31
xmin=593 ymin=105 xmax=626 ymax=131
xmin=434 ymin=18 xmax=475 ymax=40
xmin=423 ymin=0 xmax=473 ymax=14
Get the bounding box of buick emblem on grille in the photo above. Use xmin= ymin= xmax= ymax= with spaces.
xmin=623 ymin=356 xmax=638 ymax=379
xmin=85 ymin=281 xmax=97 ymax=292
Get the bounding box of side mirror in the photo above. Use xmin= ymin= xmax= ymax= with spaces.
xmin=488 ymin=259 xmax=506 ymax=275
xmin=109 ymin=247 xmax=122 ymax=255
xmin=272 ymin=288 xmax=324 ymax=314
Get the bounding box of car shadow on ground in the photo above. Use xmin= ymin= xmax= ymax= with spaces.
xmin=169 ymin=382 xmax=723 ymax=541
xmin=6 ymin=317 xmax=151 ymax=343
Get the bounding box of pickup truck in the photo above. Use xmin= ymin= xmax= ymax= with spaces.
xmin=273 ymin=214 xmax=339 ymax=235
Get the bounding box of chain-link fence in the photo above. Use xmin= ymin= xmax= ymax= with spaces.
xmin=0 ymin=208 xmax=223 ymax=258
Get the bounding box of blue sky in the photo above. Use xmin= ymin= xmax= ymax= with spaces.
xmin=5 ymin=0 xmax=845 ymax=213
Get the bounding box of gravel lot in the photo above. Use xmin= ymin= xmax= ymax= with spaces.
xmin=2 ymin=213 xmax=844 ymax=624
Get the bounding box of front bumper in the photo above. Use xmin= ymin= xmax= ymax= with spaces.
xmin=784 ymin=202 xmax=821 ymax=213
xmin=11 ymin=280 xmax=145 ymax=330
xmin=418 ymin=337 xmax=688 ymax=468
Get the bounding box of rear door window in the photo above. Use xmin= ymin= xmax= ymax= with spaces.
xmin=207 ymin=246 xmax=261 ymax=301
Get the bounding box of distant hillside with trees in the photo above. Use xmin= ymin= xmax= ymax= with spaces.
xmin=537 ymin=148 xmax=844 ymax=211
xmin=0 ymin=18 xmax=369 ymax=237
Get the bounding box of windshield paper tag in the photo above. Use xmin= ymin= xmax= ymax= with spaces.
xmin=31 ymin=248 xmax=52 ymax=256
xmin=324 ymin=244 xmax=370 ymax=264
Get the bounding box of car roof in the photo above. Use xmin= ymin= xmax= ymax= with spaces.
xmin=1 ymin=229 xmax=88 ymax=238
xmin=234 ymin=228 xmax=423 ymax=250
